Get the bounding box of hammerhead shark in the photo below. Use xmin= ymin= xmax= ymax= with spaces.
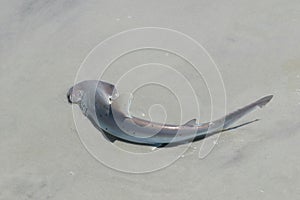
xmin=67 ymin=80 xmax=273 ymax=147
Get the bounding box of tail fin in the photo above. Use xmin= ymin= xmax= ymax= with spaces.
xmin=220 ymin=95 xmax=273 ymax=129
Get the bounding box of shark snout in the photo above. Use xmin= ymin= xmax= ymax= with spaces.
xmin=67 ymin=87 xmax=73 ymax=104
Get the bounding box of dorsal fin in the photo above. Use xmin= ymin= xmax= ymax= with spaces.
xmin=183 ymin=118 xmax=198 ymax=126
xmin=98 ymin=81 xmax=116 ymax=96
xmin=111 ymin=93 xmax=133 ymax=118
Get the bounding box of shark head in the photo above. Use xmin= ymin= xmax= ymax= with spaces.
xmin=67 ymin=80 xmax=117 ymax=116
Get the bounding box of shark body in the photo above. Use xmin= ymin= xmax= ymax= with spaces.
xmin=67 ymin=80 xmax=273 ymax=147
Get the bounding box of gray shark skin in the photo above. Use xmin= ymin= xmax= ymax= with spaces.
xmin=67 ymin=80 xmax=273 ymax=147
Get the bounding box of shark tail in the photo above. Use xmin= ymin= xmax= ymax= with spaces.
xmin=220 ymin=95 xmax=273 ymax=129
xmin=213 ymin=95 xmax=273 ymax=129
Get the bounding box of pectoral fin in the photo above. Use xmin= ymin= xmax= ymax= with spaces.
xmin=101 ymin=130 xmax=118 ymax=143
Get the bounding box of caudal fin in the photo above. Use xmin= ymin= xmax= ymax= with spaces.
xmin=254 ymin=95 xmax=274 ymax=108
xmin=219 ymin=95 xmax=273 ymax=129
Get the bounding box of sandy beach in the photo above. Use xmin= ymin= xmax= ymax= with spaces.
xmin=1 ymin=0 xmax=299 ymax=199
